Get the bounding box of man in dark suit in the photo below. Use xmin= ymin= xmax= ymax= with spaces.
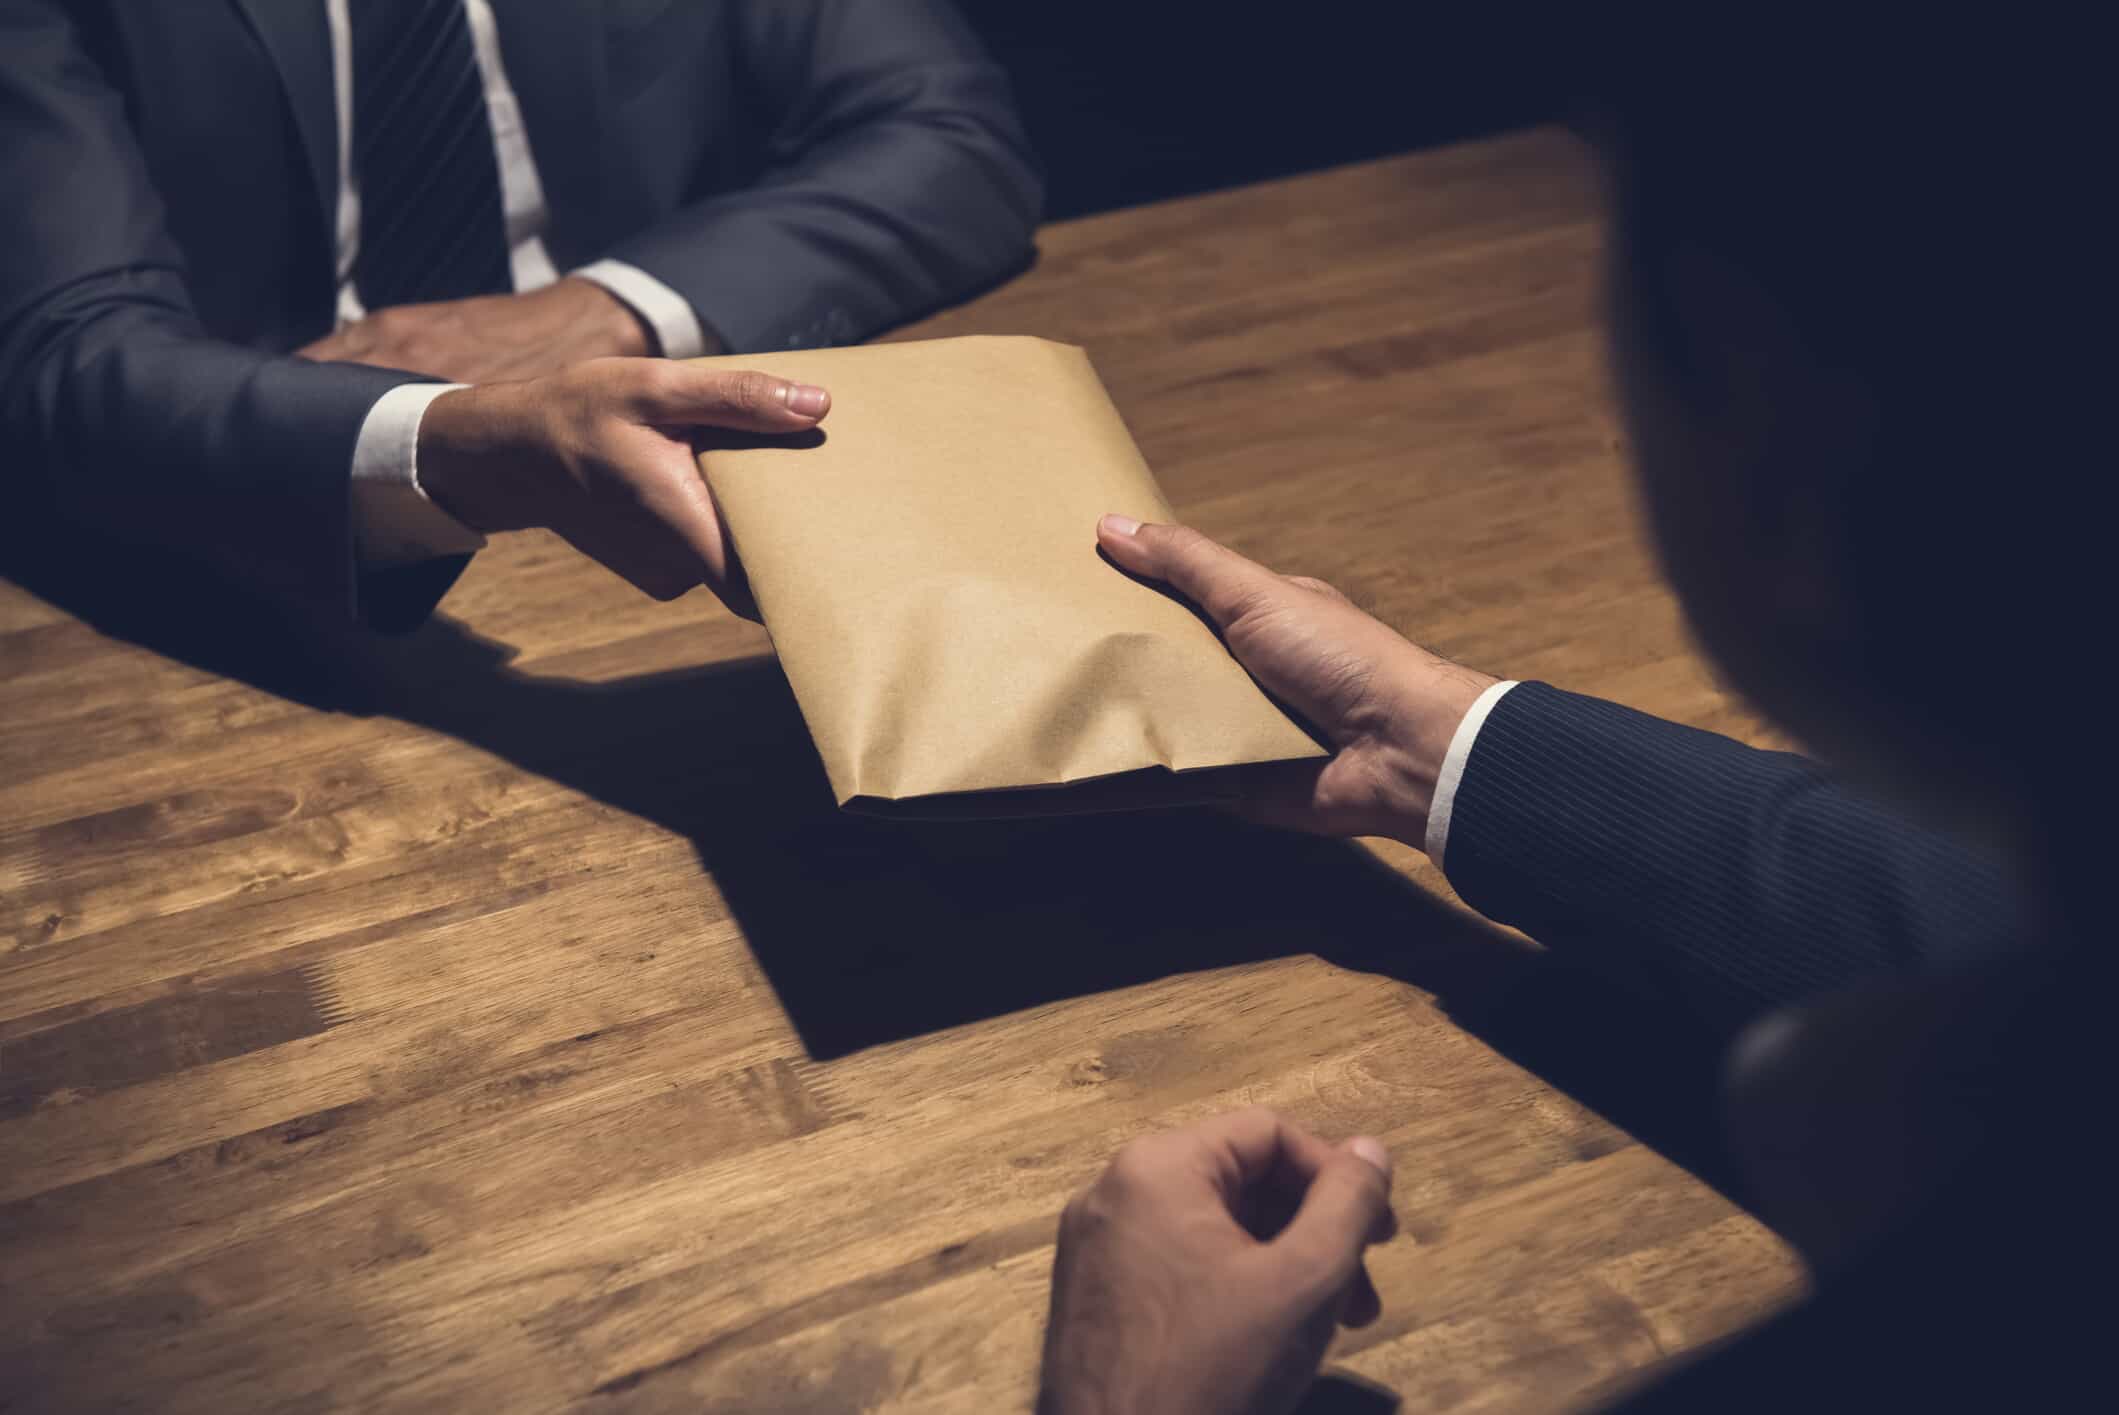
xmin=1037 ymin=26 xmax=2092 ymax=1415
xmin=0 ymin=0 xmax=1040 ymax=629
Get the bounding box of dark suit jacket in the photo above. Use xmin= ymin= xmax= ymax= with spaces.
xmin=1447 ymin=684 xmax=2086 ymax=1409
xmin=1444 ymin=682 xmax=2023 ymax=1034
xmin=0 ymin=0 xmax=1041 ymax=622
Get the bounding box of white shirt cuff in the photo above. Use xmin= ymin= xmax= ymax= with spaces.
xmin=571 ymin=259 xmax=709 ymax=358
xmin=1424 ymin=679 xmax=1521 ymax=871
xmin=350 ymin=383 xmax=487 ymax=568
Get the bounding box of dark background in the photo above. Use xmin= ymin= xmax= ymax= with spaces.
xmin=953 ymin=5 xmax=1566 ymax=220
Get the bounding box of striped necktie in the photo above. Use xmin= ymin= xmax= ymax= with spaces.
xmin=350 ymin=0 xmax=512 ymax=310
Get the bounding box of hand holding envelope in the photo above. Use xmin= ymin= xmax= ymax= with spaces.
xmin=693 ymin=336 xmax=1326 ymax=817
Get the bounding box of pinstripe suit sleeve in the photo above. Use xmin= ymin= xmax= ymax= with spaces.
xmin=0 ymin=0 xmax=438 ymax=623
xmin=1440 ymin=682 xmax=2026 ymax=1032
xmin=602 ymin=0 xmax=1041 ymax=354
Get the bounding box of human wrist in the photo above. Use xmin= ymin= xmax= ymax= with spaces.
xmin=416 ymin=383 xmax=546 ymax=534
xmin=555 ymin=275 xmax=654 ymax=358
xmin=1373 ymin=648 xmax=1500 ymax=848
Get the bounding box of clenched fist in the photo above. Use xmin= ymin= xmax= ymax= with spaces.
xmin=1039 ymin=1108 xmax=1397 ymax=1415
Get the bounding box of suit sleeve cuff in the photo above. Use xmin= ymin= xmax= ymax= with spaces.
xmin=571 ymin=259 xmax=711 ymax=358
xmin=1424 ymin=679 xmax=1521 ymax=869
xmin=350 ymin=382 xmax=486 ymax=568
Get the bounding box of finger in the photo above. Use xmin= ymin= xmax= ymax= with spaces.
xmin=1171 ymin=1107 xmax=1313 ymax=1210
xmin=1271 ymin=1137 xmax=1395 ymax=1284
xmin=1221 ymin=759 xmax=1334 ymax=834
xmin=696 ymin=471 xmax=756 ymax=619
xmin=1180 ymin=1109 xmax=1382 ymax=1243
xmin=635 ymin=486 xmax=760 ymax=622
xmin=635 ymin=364 xmax=831 ymax=433
xmin=716 ymin=554 xmax=761 ymax=622
xmin=1266 ymin=1133 xmax=1397 ymax=1246
xmin=630 ymin=460 xmax=747 ymax=607
xmin=554 ymin=513 xmax=704 ymax=602
xmin=1096 ymin=516 xmax=1287 ymax=629
xmin=1222 ymin=757 xmax=1412 ymax=842
xmin=1339 ymin=1261 xmax=1383 ymax=1328
xmin=610 ymin=432 xmax=741 ymax=584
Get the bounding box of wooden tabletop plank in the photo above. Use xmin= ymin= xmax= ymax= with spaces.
xmin=0 ymin=127 xmax=1802 ymax=1413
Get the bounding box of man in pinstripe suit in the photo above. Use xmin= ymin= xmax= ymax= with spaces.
xmin=1 ymin=1 xmax=1038 ymax=630
xmin=1040 ymin=30 xmax=2092 ymax=1415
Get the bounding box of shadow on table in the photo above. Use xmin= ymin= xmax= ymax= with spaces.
xmin=2 ymin=533 xmax=1741 ymax=1199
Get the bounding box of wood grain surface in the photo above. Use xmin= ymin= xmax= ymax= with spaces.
xmin=0 ymin=128 xmax=1804 ymax=1413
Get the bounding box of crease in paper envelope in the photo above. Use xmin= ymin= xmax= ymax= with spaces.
xmin=693 ymin=335 xmax=1325 ymax=816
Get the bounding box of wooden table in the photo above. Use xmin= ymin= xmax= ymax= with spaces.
xmin=0 ymin=128 xmax=1803 ymax=1412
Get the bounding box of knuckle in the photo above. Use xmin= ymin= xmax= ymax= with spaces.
xmin=1156 ymin=524 xmax=1211 ymax=561
xmin=1212 ymin=580 xmax=1277 ymax=627
xmin=1149 ymin=524 xmax=1263 ymax=621
xmin=1287 ymin=1252 xmax=1354 ymax=1306
xmin=1291 ymin=1226 xmax=1366 ymax=1272
xmin=637 ymin=361 xmax=687 ymax=407
xmin=1220 ymin=1106 xmax=1283 ymax=1146
xmin=730 ymin=370 xmax=782 ymax=416
xmin=1059 ymin=1191 xmax=1119 ymax=1248
xmin=1105 ymin=1140 xmax=1148 ymax=1178
xmin=1321 ymin=1167 xmax=1389 ymax=1234
xmin=1104 ymin=1139 xmax=1160 ymax=1192
xmin=1344 ymin=1156 xmax=1389 ymax=1207
xmin=1293 ymin=575 xmax=1355 ymax=607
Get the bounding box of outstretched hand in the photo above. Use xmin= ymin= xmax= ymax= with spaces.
xmin=416 ymin=358 xmax=830 ymax=614
xmin=1097 ymin=516 xmax=1496 ymax=844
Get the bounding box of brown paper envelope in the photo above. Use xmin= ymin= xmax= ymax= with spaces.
xmin=693 ymin=335 xmax=1326 ymax=815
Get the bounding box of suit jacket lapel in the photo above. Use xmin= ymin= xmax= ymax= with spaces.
xmin=228 ymin=0 xmax=336 ymax=244
xmin=487 ymin=0 xmax=609 ymax=268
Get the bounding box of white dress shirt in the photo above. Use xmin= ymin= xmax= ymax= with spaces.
xmin=330 ymin=0 xmax=708 ymax=567
xmin=1425 ymin=678 xmax=1521 ymax=870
